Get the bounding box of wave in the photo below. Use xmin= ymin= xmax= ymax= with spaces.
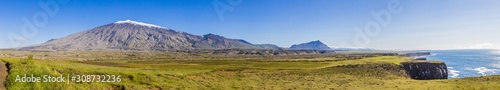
xmin=466 ymin=67 xmax=498 ymax=76
xmin=494 ymin=57 xmax=500 ymax=60
xmin=491 ymin=62 xmax=500 ymax=69
xmin=449 ymin=70 xmax=460 ymax=78
xmin=430 ymin=53 xmax=438 ymax=56
xmin=448 ymin=67 xmax=460 ymax=78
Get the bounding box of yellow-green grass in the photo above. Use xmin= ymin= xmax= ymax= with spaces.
xmin=402 ymin=60 xmax=445 ymax=64
xmin=1 ymin=56 xmax=500 ymax=89
xmin=86 ymin=60 xmax=334 ymax=70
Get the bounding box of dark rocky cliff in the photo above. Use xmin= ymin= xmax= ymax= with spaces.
xmin=401 ymin=60 xmax=448 ymax=80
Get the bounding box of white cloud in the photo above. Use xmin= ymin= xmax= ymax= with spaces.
xmin=14 ymin=37 xmax=28 ymax=42
xmin=454 ymin=42 xmax=499 ymax=49
xmin=469 ymin=43 xmax=494 ymax=49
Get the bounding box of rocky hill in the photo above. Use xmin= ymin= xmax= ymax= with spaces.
xmin=22 ymin=20 xmax=279 ymax=51
xmin=289 ymin=40 xmax=331 ymax=50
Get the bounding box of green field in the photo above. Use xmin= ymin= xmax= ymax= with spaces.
xmin=1 ymin=55 xmax=500 ymax=90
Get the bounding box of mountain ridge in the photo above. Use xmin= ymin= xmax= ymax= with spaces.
xmin=22 ymin=20 xmax=281 ymax=51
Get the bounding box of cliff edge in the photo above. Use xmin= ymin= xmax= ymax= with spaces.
xmin=401 ymin=60 xmax=448 ymax=80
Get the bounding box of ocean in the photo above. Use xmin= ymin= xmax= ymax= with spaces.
xmin=426 ymin=49 xmax=500 ymax=78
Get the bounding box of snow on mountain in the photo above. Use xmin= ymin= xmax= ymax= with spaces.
xmin=115 ymin=19 xmax=167 ymax=29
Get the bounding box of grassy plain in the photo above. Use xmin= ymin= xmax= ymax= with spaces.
xmin=1 ymin=53 xmax=500 ymax=89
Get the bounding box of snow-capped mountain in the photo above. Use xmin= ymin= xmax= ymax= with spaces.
xmin=114 ymin=20 xmax=166 ymax=29
xmin=22 ymin=20 xmax=280 ymax=51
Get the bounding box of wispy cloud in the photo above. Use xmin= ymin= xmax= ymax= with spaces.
xmin=14 ymin=37 xmax=28 ymax=42
xmin=454 ymin=42 xmax=499 ymax=49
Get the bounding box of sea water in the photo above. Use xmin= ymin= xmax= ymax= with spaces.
xmin=426 ymin=49 xmax=500 ymax=78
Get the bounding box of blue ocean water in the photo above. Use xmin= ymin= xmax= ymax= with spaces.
xmin=426 ymin=49 xmax=500 ymax=78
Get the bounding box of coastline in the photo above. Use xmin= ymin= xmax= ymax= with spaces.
xmin=427 ymin=49 xmax=500 ymax=78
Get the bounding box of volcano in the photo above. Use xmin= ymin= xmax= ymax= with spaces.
xmin=22 ymin=20 xmax=281 ymax=51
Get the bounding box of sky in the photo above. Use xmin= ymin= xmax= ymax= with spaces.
xmin=0 ymin=0 xmax=499 ymax=50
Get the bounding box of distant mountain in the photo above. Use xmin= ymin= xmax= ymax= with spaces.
xmin=22 ymin=20 xmax=279 ymax=51
xmin=255 ymin=44 xmax=283 ymax=50
xmin=289 ymin=40 xmax=331 ymax=50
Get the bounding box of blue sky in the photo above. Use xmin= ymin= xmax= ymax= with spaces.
xmin=1 ymin=0 xmax=499 ymax=50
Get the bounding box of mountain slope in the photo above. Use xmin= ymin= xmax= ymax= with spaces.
xmin=22 ymin=20 xmax=278 ymax=51
xmin=289 ymin=40 xmax=331 ymax=50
